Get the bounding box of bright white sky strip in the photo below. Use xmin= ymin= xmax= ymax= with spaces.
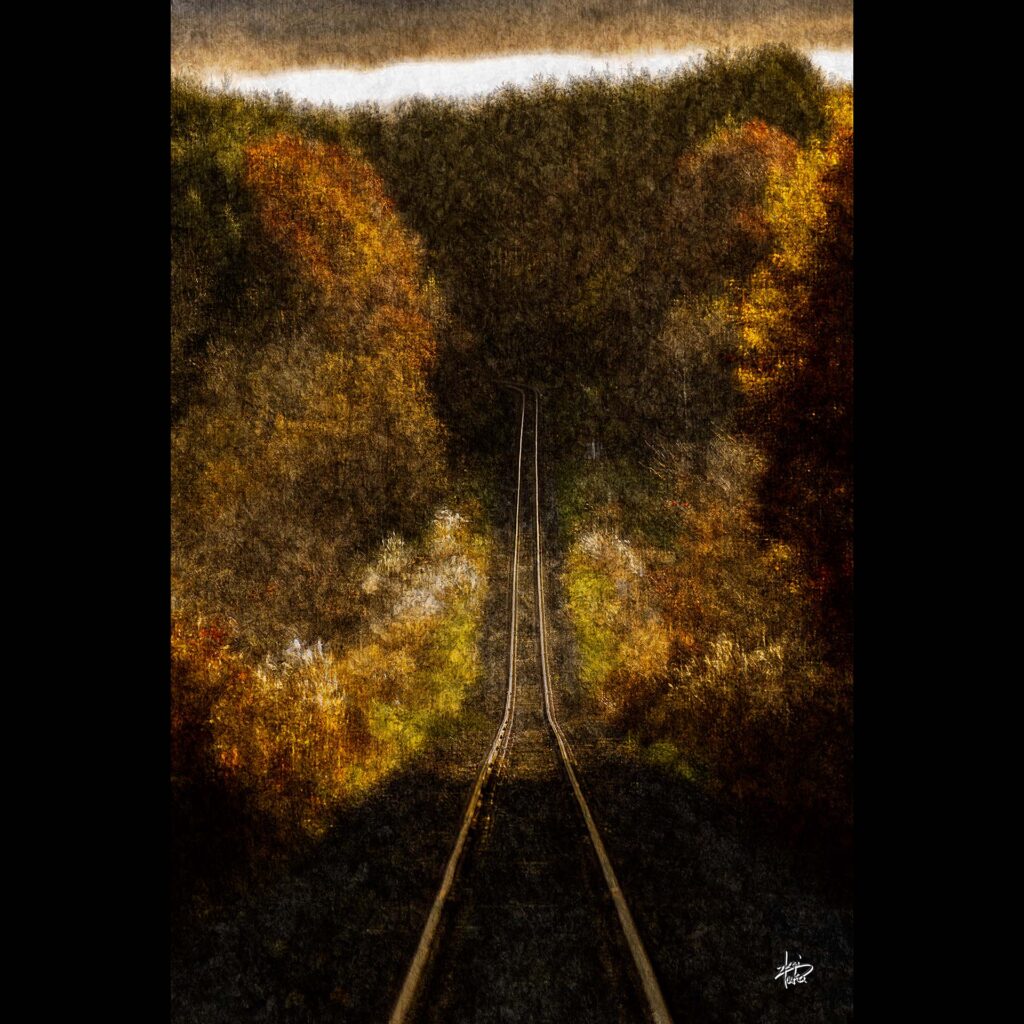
xmin=209 ymin=49 xmax=852 ymax=107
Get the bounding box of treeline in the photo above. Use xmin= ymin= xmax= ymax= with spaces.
xmin=170 ymin=47 xmax=852 ymax=866
xmin=344 ymin=46 xmax=828 ymax=456
xmin=558 ymin=88 xmax=853 ymax=842
xmin=171 ymin=80 xmax=492 ymax=871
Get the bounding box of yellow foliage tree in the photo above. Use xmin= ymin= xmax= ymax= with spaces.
xmin=734 ymin=88 xmax=853 ymax=654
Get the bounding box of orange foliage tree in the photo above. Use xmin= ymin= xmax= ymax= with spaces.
xmin=243 ymin=135 xmax=439 ymax=373
xmin=174 ymin=133 xmax=449 ymax=650
xmin=623 ymin=119 xmax=803 ymax=449
xmin=668 ymin=117 xmax=801 ymax=297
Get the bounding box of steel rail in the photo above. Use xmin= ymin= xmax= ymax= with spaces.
xmin=529 ymin=385 xmax=674 ymax=1024
xmin=387 ymin=385 xmax=527 ymax=1024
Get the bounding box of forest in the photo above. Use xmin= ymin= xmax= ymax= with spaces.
xmin=171 ymin=42 xmax=852 ymax=956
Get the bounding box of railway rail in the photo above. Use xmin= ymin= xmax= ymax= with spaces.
xmin=389 ymin=385 xmax=672 ymax=1024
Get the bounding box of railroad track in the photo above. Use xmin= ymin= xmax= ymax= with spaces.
xmin=389 ymin=385 xmax=672 ymax=1024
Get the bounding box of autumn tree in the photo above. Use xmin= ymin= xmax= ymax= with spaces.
xmin=736 ymin=90 xmax=853 ymax=659
xmin=667 ymin=117 xmax=800 ymax=296
xmin=172 ymin=132 xmax=449 ymax=650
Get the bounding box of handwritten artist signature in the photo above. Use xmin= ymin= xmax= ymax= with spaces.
xmin=775 ymin=951 xmax=814 ymax=988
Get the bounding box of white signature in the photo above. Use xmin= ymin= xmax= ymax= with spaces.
xmin=775 ymin=951 xmax=813 ymax=988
